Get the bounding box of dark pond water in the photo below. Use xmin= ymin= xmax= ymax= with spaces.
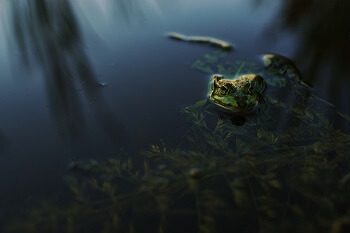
xmin=1 ymin=0 xmax=350 ymax=232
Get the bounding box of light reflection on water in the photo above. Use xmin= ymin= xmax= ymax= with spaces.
xmin=0 ymin=0 xmax=350 ymax=231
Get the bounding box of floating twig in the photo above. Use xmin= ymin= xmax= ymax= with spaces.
xmin=167 ymin=32 xmax=233 ymax=51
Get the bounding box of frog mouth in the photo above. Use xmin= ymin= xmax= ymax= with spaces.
xmin=208 ymin=95 xmax=259 ymax=114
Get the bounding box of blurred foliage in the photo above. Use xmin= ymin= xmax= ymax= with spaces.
xmin=6 ymin=52 xmax=350 ymax=233
xmin=260 ymin=0 xmax=350 ymax=116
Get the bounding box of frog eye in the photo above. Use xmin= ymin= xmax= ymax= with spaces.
xmin=213 ymin=74 xmax=223 ymax=88
xmin=212 ymin=74 xmax=223 ymax=81
xmin=219 ymin=86 xmax=229 ymax=94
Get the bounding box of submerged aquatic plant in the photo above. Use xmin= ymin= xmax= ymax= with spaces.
xmin=6 ymin=52 xmax=350 ymax=233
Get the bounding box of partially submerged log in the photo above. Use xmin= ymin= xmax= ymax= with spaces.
xmin=166 ymin=32 xmax=233 ymax=51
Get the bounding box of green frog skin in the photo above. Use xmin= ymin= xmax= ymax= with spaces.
xmin=209 ymin=74 xmax=266 ymax=114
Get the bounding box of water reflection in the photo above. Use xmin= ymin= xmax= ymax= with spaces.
xmin=111 ymin=0 xmax=145 ymax=22
xmin=270 ymin=0 xmax=350 ymax=113
xmin=79 ymin=0 xmax=163 ymax=25
xmin=0 ymin=130 xmax=8 ymax=152
xmin=8 ymin=0 xmax=127 ymax=146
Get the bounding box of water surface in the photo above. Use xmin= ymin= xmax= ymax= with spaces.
xmin=1 ymin=0 xmax=350 ymax=232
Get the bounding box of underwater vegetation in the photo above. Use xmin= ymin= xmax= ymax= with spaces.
xmin=6 ymin=52 xmax=350 ymax=233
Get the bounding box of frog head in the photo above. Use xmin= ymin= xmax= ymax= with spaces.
xmin=209 ymin=74 xmax=266 ymax=114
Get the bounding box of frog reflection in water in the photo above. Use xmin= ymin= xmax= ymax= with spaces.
xmin=208 ymin=74 xmax=266 ymax=125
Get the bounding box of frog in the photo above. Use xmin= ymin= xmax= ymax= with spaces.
xmin=262 ymin=53 xmax=310 ymax=88
xmin=262 ymin=53 xmax=302 ymax=80
xmin=209 ymin=73 xmax=266 ymax=115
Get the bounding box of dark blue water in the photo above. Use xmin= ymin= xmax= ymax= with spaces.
xmin=0 ymin=0 xmax=349 ymax=231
